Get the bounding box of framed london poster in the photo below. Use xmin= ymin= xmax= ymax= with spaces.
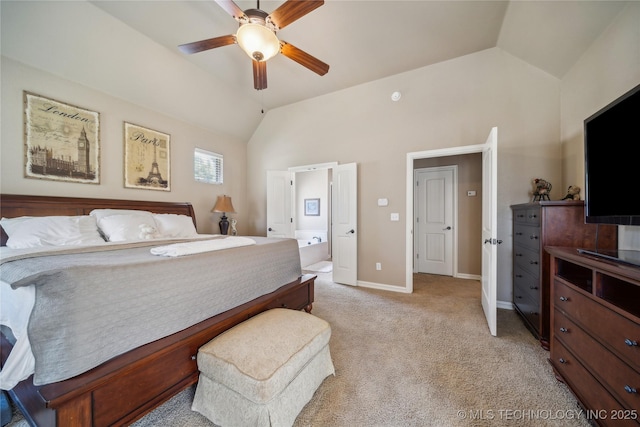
xmin=24 ymin=92 xmax=100 ymax=184
xmin=123 ymin=122 xmax=170 ymax=191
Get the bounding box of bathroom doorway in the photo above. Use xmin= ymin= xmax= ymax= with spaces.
xmin=293 ymin=166 xmax=332 ymax=272
xmin=268 ymin=162 xmax=358 ymax=285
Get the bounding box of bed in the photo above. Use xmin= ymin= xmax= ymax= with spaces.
xmin=0 ymin=194 xmax=315 ymax=427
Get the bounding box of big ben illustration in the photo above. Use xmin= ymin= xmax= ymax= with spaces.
xmin=77 ymin=127 xmax=91 ymax=175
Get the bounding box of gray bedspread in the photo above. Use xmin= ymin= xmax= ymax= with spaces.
xmin=0 ymin=236 xmax=301 ymax=385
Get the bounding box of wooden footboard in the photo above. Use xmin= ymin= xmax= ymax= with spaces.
xmin=2 ymin=274 xmax=315 ymax=427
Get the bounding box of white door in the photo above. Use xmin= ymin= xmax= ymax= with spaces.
xmin=481 ymin=127 xmax=498 ymax=336
xmin=415 ymin=167 xmax=455 ymax=276
xmin=266 ymin=171 xmax=293 ymax=238
xmin=332 ymin=163 xmax=358 ymax=285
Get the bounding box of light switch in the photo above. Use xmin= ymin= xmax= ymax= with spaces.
xmin=390 ymin=213 xmax=400 ymax=221
xmin=377 ymin=198 xmax=389 ymax=206
xmin=467 ymin=190 xmax=477 ymax=197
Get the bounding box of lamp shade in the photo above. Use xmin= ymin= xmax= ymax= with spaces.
xmin=236 ymin=23 xmax=280 ymax=62
xmin=212 ymin=195 xmax=236 ymax=214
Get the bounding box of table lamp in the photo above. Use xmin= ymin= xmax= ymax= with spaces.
xmin=212 ymin=195 xmax=236 ymax=235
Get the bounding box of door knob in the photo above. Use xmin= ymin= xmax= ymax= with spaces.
xmin=347 ymin=229 xmax=355 ymax=234
xmin=443 ymin=226 xmax=452 ymax=230
xmin=268 ymin=227 xmax=273 ymax=232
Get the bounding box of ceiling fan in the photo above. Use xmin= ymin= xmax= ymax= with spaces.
xmin=178 ymin=0 xmax=330 ymax=91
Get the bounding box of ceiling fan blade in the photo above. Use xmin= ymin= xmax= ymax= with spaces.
xmin=178 ymin=35 xmax=236 ymax=54
xmin=268 ymin=0 xmax=324 ymax=30
xmin=253 ymin=60 xmax=267 ymax=90
xmin=214 ymin=0 xmax=247 ymax=21
xmin=280 ymin=41 xmax=329 ymax=76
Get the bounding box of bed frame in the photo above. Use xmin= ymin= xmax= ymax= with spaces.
xmin=0 ymin=194 xmax=315 ymax=427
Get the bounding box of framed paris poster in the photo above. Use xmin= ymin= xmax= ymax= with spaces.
xmin=24 ymin=91 xmax=100 ymax=184
xmin=123 ymin=122 xmax=170 ymax=191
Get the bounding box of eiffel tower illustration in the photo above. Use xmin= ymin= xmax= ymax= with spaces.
xmin=146 ymin=143 xmax=164 ymax=184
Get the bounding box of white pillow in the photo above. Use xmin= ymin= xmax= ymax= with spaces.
xmin=96 ymin=214 xmax=159 ymax=242
xmin=0 ymin=216 xmax=105 ymax=249
xmin=153 ymin=214 xmax=198 ymax=238
xmin=89 ymin=209 xmax=155 ymax=223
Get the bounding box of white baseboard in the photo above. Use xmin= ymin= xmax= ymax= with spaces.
xmin=497 ymin=300 xmax=514 ymax=310
xmin=455 ymin=273 xmax=481 ymax=280
xmin=356 ymin=280 xmax=412 ymax=293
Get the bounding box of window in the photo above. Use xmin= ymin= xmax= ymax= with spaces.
xmin=194 ymin=148 xmax=223 ymax=184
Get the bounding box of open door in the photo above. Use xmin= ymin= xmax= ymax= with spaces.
xmin=481 ymin=127 xmax=498 ymax=336
xmin=266 ymin=171 xmax=293 ymax=238
xmin=332 ymin=163 xmax=358 ymax=285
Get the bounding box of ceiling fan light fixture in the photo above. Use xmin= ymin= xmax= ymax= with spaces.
xmin=236 ymin=23 xmax=280 ymax=62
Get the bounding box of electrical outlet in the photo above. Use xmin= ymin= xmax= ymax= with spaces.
xmin=376 ymin=262 xmax=382 ymax=270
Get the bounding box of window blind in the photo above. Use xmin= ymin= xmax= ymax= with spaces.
xmin=194 ymin=148 xmax=223 ymax=184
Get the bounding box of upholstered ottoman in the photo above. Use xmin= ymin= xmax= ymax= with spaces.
xmin=192 ymin=308 xmax=334 ymax=427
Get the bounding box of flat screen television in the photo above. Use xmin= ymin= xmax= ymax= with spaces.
xmin=584 ymin=83 xmax=640 ymax=225
xmin=580 ymin=83 xmax=640 ymax=266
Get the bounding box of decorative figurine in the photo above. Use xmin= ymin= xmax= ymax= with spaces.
xmin=532 ymin=178 xmax=552 ymax=202
xmin=561 ymin=185 xmax=581 ymax=201
xmin=230 ymin=218 xmax=237 ymax=236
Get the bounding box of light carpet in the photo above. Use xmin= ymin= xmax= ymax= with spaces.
xmin=5 ymin=273 xmax=590 ymax=427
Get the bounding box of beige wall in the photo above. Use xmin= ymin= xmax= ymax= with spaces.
xmin=414 ymin=154 xmax=482 ymax=277
xmin=0 ymin=58 xmax=248 ymax=235
xmin=560 ymin=2 xmax=640 ymax=248
xmin=247 ymin=47 xmax=562 ymax=299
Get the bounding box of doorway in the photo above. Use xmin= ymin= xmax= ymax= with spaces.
xmin=294 ymin=167 xmax=332 ymax=270
xmin=407 ymin=150 xmax=485 ymax=291
xmin=267 ymin=162 xmax=358 ymax=286
xmin=405 ymin=128 xmax=499 ymax=336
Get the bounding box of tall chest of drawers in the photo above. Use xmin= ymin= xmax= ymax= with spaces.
xmin=548 ymin=247 xmax=640 ymax=427
xmin=511 ymin=201 xmax=616 ymax=349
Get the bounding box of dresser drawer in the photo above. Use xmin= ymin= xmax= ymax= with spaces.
xmin=514 ymin=245 xmax=541 ymax=278
xmin=514 ymin=207 xmax=541 ymax=225
xmin=525 ymin=208 xmax=540 ymax=225
xmin=514 ymin=224 xmax=541 ymax=252
xmin=554 ymin=280 xmax=640 ymax=370
xmin=514 ymin=265 xmax=540 ymax=304
xmin=551 ymin=338 xmax=638 ymax=427
xmin=513 ymin=209 xmax=528 ymax=224
xmin=514 ymin=292 xmax=540 ymax=331
xmin=554 ymin=309 xmax=640 ymax=411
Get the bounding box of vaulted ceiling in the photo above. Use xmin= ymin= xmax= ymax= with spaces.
xmin=92 ymin=0 xmax=627 ymax=111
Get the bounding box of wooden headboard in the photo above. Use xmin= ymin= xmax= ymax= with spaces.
xmin=0 ymin=194 xmax=196 ymax=246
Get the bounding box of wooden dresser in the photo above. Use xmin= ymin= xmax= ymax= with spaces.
xmin=547 ymin=247 xmax=639 ymax=426
xmin=511 ymin=201 xmax=616 ymax=349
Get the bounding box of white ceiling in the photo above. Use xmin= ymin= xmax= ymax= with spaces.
xmin=92 ymin=0 xmax=626 ymax=111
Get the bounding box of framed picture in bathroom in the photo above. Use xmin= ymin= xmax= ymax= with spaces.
xmin=304 ymin=198 xmax=320 ymax=216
